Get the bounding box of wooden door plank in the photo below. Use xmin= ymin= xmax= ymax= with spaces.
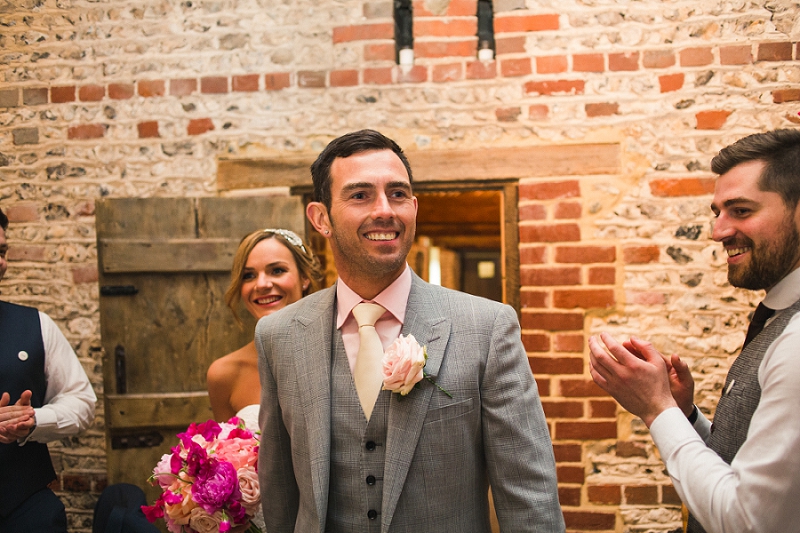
xmin=105 ymin=392 xmax=212 ymax=429
xmin=99 ymin=238 xmax=238 ymax=273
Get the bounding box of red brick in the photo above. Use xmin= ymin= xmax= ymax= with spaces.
xmin=495 ymin=106 xmax=521 ymax=122
xmin=232 ymin=74 xmax=259 ymax=92
xmin=616 ymin=440 xmax=648 ymax=458
xmin=138 ymin=79 xmax=165 ymax=97
xmin=398 ymin=65 xmax=427 ymax=83
xmin=649 ymin=177 xmax=716 ymax=197
xmin=542 ymin=399 xmax=584 ymax=417
xmin=364 ymin=43 xmax=395 ymax=61
xmin=520 ymin=180 xmax=580 ymax=200
xmin=623 ymin=245 xmax=660 ymax=264
xmin=170 ymin=78 xmax=197 ymax=96
xmin=642 ymin=49 xmax=676 ymax=69
xmin=696 ymin=109 xmax=731 ymax=130
xmin=494 ymin=14 xmax=559 ymax=33
xmin=774 ymin=88 xmax=800 ymax=103
xmin=415 ymin=40 xmax=477 ymax=58
xmin=588 ymin=484 xmax=621 ymax=505
xmin=555 ymin=245 xmax=615 ymax=264
xmin=557 ymin=421 xmax=616 ymax=440
xmin=572 ymin=53 xmax=604 ymax=72
xmin=495 ymin=35 xmax=525 ymax=55
xmin=137 ymin=121 xmax=159 ymax=138
xmin=50 ymin=86 xmax=75 ymax=103
xmin=500 ymin=57 xmax=531 ymax=77
xmin=78 ymin=85 xmax=105 ymax=101
xmin=68 ymin=123 xmax=105 ymax=140
xmin=524 ymin=79 xmax=584 ymax=95
xmin=330 ymin=70 xmax=359 ymax=87
xmin=585 ymin=102 xmax=618 ymax=117
xmin=537 ymin=378 xmax=551 ymax=397
xmin=62 ymin=473 xmax=91 ymax=492
xmin=364 ymin=67 xmax=393 ymax=85
xmin=532 ymin=358 xmax=584 ymax=375
xmin=558 ymin=486 xmax=581 ymax=507
xmin=720 ymin=45 xmax=752 ymax=65
xmin=521 ymin=312 xmax=584 ymax=332
xmin=528 ymin=104 xmax=548 ymax=119
xmin=553 ymin=443 xmax=582 ymax=462
xmin=520 ymin=290 xmax=547 ymax=308
xmin=187 ymin=118 xmax=214 ymax=135
xmin=71 ymin=265 xmax=98 ymax=284
xmin=108 ymin=83 xmax=134 ymax=100
xmin=588 ymin=266 xmax=616 ymax=285
xmin=757 ymin=41 xmax=792 ymax=61
xmin=333 ymin=22 xmax=393 ymax=43
xmin=8 ymin=245 xmax=47 ymax=262
xmin=466 ymin=59 xmax=496 ymax=79
xmin=201 ymin=76 xmax=228 ymax=93
xmin=298 ymin=71 xmax=326 ymax=88
xmin=680 ymin=47 xmax=713 ymax=66
xmin=523 ymin=333 xmax=550 ymax=352
xmin=412 ymin=0 xmax=476 ymax=16
xmin=560 ymin=379 xmax=608 ymax=397
xmin=662 ymin=484 xmax=682 ymax=505
xmin=553 ymin=289 xmax=614 ymax=309
xmin=519 ymin=204 xmax=546 ymax=220
xmin=554 ymin=333 xmax=584 ymax=353
xmin=659 ymin=72 xmax=684 ymax=93
xmin=536 ymin=55 xmax=567 ymax=74
xmin=5 ymin=204 xmax=38 ymax=222
xmin=519 ymin=245 xmax=546 ymax=264
xmin=557 ymin=465 xmax=585 ymax=484
xmin=608 ymin=51 xmax=639 ymax=71
xmin=589 ymin=399 xmax=617 ymax=418
xmin=265 ymin=73 xmax=290 ymax=91
xmin=625 ymin=485 xmax=658 ymax=505
xmin=521 ymin=266 xmax=580 ymax=286
xmin=414 ymin=18 xmax=477 ymax=37
xmin=432 ymin=63 xmax=463 ymax=82
xmin=520 ymin=224 xmax=580 ymax=243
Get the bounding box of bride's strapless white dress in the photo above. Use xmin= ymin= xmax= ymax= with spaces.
xmin=235 ymin=404 xmax=264 ymax=532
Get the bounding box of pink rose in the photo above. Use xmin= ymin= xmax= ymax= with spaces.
xmin=237 ymin=466 xmax=261 ymax=513
xmin=382 ymin=334 xmax=426 ymax=396
xmin=187 ymin=507 xmax=223 ymax=533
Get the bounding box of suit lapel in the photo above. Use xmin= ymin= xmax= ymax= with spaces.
xmin=381 ymin=275 xmax=451 ymax=530
xmin=292 ymin=286 xmax=336 ymax=529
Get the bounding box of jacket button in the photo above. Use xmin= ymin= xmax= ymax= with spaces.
xmin=366 ymin=475 xmax=376 ymax=485
xmin=365 ymin=441 xmax=376 ymax=451
xmin=367 ymin=509 xmax=377 ymax=520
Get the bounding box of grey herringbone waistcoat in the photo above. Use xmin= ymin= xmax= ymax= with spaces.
xmin=327 ymin=334 xmax=390 ymax=533
xmin=687 ymin=297 xmax=800 ymax=533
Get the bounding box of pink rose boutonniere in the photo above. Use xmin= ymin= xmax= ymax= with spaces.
xmin=382 ymin=334 xmax=451 ymax=397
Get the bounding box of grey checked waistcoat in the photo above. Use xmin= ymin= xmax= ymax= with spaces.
xmin=326 ymin=333 xmax=390 ymax=533
xmin=687 ymin=297 xmax=800 ymax=533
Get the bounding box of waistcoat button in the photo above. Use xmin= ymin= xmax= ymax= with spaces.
xmin=366 ymin=475 xmax=376 ymax=485
xmin=365 ymin=440 xmax=376 ymax=451
xmin=367 ymin=509 xmax=378 ymax=520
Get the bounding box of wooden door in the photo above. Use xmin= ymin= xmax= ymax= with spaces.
xmin=96 ymin=196 xmax=305 ymax=506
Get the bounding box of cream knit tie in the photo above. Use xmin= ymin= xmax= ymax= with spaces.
xmin=352 ymin=302 xmax=386 ymax=420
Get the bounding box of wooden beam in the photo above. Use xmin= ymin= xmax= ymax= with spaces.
xmin=99 ymin=238 xmax=238 ymax=273
xmin=105 ymin=392 xmax=212 ymax=429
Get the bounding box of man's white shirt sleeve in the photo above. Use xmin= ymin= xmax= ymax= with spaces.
xmin=23 ymin=311 xmax=96 ymax=443
xmin=649 ymin=311 xmax=800 ymax=533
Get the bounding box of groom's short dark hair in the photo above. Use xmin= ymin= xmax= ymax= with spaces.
xmin=310 ymin=129 xmax=414 ymax=211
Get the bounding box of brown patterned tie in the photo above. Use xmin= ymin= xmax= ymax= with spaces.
xmin=352 ymin=302 xmax=386 ymax=420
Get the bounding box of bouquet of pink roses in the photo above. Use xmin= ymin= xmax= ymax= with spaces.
xmin=141 ymin=417 xmax=261 ymax=533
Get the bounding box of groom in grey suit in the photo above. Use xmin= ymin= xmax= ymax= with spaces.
xmin=256 ymin=129 xmax=564 ymax=533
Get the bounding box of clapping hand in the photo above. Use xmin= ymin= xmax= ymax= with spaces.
xmin=0 ymin=390 xmax=36 ymax=444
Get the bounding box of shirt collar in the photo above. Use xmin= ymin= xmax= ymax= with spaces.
xmin=762 ymin=266 xmax=800 ymax=311
xmin=336 ymin=265 xmax=412 ymax=329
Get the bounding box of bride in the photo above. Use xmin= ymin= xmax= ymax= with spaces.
xmin=207 ymin=228 xmax=323 ymax=530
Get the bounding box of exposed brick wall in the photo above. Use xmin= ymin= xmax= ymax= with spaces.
xmin=1 ymin=1 xmax=798 ymax=531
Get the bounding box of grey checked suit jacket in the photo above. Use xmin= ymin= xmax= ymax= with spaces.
xmin=256 ymin=272 xmax=564 ymax=533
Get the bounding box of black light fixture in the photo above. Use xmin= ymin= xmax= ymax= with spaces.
xmin=477 ymin=0 xmax=495 ymax=60
xmin=394 ymin=0 xmax=414 ymax=65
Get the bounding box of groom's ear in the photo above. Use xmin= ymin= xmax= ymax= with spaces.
xmin=306 ymin=202 xmax=331 ymax=237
